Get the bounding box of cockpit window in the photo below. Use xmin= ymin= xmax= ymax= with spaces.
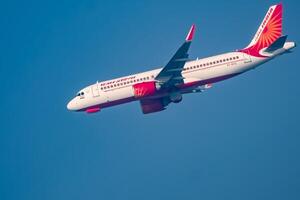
xmin=76 ymin=92 xmax=85 ymax=97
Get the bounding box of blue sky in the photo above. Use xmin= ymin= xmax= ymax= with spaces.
xmin=0 ymin=0 xmax=300 ymax=199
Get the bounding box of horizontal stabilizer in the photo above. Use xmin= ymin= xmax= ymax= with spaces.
xmin=265 ymin=35 xmax=288 ymax=52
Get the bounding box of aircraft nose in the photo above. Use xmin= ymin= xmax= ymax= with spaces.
xmin=67 ymin=99 xmax=77 ymax=111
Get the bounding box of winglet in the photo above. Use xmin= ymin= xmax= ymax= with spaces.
xmin=185 ymin=24 xmax=196 ymax=42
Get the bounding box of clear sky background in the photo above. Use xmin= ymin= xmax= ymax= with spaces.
xmin=1 ymin=0 xmax=300 ymax=199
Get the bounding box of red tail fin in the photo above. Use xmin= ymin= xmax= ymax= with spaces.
xmin=240 ymin=4 xmax=283 ymax=57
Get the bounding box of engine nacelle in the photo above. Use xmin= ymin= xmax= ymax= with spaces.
xmin=132 ymin=81 xmax=160 ymax=98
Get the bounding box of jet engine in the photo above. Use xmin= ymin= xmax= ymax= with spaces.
xmin=132 ymin=81 xmax=161 ymax=98
xmin=169 ymin=92 xmax=182 ymax=103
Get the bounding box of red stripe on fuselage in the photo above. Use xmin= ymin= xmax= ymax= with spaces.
xmin=78 ymin=72 xmax=241 ymax=112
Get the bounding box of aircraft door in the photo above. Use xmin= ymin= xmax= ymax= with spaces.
xmin=242 ymin=50 xmax=252 ymax=63
xmin=91 ymin=82 xmax=100 ymax=97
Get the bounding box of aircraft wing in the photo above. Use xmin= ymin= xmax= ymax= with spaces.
xmin=155 ymin=25 xmax=195 ymax=88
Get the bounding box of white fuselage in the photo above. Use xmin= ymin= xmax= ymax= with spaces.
xmin=66 ymin=42 xmax=295 ymax=112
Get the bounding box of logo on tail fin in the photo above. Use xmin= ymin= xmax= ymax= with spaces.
xmin=240 ymin=4 xmax=283 ymax=57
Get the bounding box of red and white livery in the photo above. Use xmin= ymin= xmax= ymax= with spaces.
xmin=67 ymin=4 xmax=295 ymax=114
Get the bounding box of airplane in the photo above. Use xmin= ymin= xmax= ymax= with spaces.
xmin=67 ymin=3 xmax=296 ymax=114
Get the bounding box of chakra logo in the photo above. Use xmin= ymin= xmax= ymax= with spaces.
xmin=257 ymin=6 xmax=282 ymax=49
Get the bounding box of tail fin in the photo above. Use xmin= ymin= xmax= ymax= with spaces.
xmin=240 ymin=3 xmax=283 ymax=57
